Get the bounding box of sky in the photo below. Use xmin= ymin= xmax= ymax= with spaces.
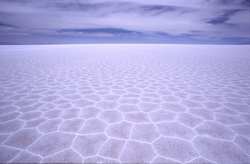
xmin=0 ymin=0 xmax=249 ymax=45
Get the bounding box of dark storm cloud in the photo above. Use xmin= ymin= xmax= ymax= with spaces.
xmin=47 ymin=1 xmax=189 ymax=17
xmin=57 ymin=28 xmax=142 ymax=35
xmin=207 ymin=9 xmax=241 ymax=25
xmin=0 ymin=22 xmax=17 ymax=28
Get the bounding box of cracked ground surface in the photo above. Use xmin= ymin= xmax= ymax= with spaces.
xmin=0 ymin=44 xmax=250 ymax=163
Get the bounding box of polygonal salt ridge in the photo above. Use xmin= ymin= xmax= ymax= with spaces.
xmin=225 ymin=97 xmax=244 ymax=104
xmin=124 ymin=112 xmax=151 ymax=123
xmin=110 ymin=89 xmax=128 ymax=95
xmin=9 ymin=150 xmax=43 ymax=163
xmin=140 ymin=97 xmax=162 ymax=104
xmin=153 ymin=136 xmax=199 ymax=163
xmin=83 ymin=155 xmax=120 ymax=163
xmin=95 ymin=90 xmax=111 ymax=95
xmin=0 ymin=112 xmax=21 ymax=123
xmin=60 ymin=108 xmax=80 ymax=119
xmin=230 ymin=124 xmax=250 ymax=137
xmin=0 ymin=119 xmax=25 ymax=133
xmin=23 ymin=94 xmax=43 ymax=99
xmin=130 ymin=123 xmax=161 ymax=143
xmin=180 ymin=99 xmax=204 ymax=108
xmin=195 ymin=121 xmax=237 ymax=140
xmin=185 ymin=157 xmax=216 ymax=164
xmin=94 ymin=86 xmax=110 ymax=92
xmin=233 ymin=135 xmax=250 ymax=155
xmin=78 ymin=118 xmax=108 ymax=134
xmin=141 ymin=92 xmax=161 ymax=99
xmin=24 ymin=117 xmax=47 ymax=128
xmin=106 ymin=121 xmax=133 ymax=139
xmin=224 ymin=92 xmax=248 ymax=99
xmin=97 ymin=110 xmax=123 ymax=124
xmin=214 ymin=107 xmax=240 ymax=116
xmin=187 ymin=94 xmax=207 ymax=102
xmin=151 ymin=156 xmax=182 ymax=164
xmin=243 ymin=98 xmax=250 ymax=105
xmin=28 ymin=132 xmax=75 ymax=157
xmin=0 ymin=105 xmax=18 ymax=115
xmin=13 ymin=99 xmax=38 ymax=107
xmin=161 ymin=102 xmax=187 ymax=113
xmin=101 ymin=82 xmax=114 ymax=86
xmin=7 ymin=94 xmax=28 ymax=101
xmin=102 ymin=94 xmax=121 ymax=101
xmin=118 ymin=97 xmax=140 ymax=104
xmin=166 ymin=86 xmax=182 ymax=92
xmin=4 ymin=128 xmax=42 ymax=149
xmin=97 ymin=138 xmax=126 ymax=159
xmin=119 ymin=140 xmax=157 ymax=163
xmin=72 ymin=134 xmax=108 ymax=157
xmin=214 ymin=113 xmax=246 ymax=125
xmin=43 ymin=109 xmax=63 ymax=119
xmin=0 ymin=134 xmax=10 ymax=145
xmin=71 ymin=98 xmax=95 ymax=108
xmin=40 ymin=95 xmax=62 ymax=103
xmin=234 ymin=89 xmax=250 ymax=96
xmin=125 ymin=88 xmax=143 ymax=94
xmin=59 ymin=118 xmax=85 ymax=132
xmin=202 ymin=101 xmax=223 ymax=110
xmin=223 ymin=102 xmax=250 ymax=114
xmin=77 ymin=85 xmax=93 ymax=91
xmin=122 ymin=93 xmax=141 ymax=99
xmin=138 ymin=102 xmax=161 ymax=113
xmin=15 ymin=89 xmax=33 ymax=94
xmin=56 ymin=89 xmax=78 ymax=95
xmin=188 ymin=107 xmax=215 ymax=120
xmin=95 ymin=100 xmax=119 ymax=110
xmin=122 ymin=84 xmax=135 ymax=89
xmin=67 ymin=84 xmax=81 ymax=90
xmin=203 ymin=94 xmax=226 ymax=103
xmin=38 ymin=102 xmax=57 ymax=112
xmin=181 ymin=89 xmax=202 ymax=95
xmin=37 ymin=118 xmax=63 ymax=133
xmin=62 ymin=94 xmax=83 ymax=101
xmin=57 ymin=102 xmax=73 ymax=110
xmin=19 ymin=111 xmax=43 ymax=121
xmin=161 ymin=95 xmax=181 ymax=102
xmin=239 ymin=114 xmax=250 ymax=124
xmin=0 ymin=92 xmax=14 ymax=99
xmin=52 ymin=98 xmax=71 ymax=105
xmin=156 ymin=121 xmax=197 ymax=141
xmin=116 ymin=104 xmax=140 ymax=113
xmin=42 ymin=148 xmax=83 ymax=163
xmin=148 ymin=110 xmax=177 ymax=123
xmin=81 ymin=94 xmax=102 ymax=101
xmin=79 ymin=106 xmax=102 ymax=119
xmin=177 ymin=112 xmax=204 ymax=128
xmin=172 ymin=91 xmax=189 ymax=99
xmin=78 ymin=89 xmax=95 ymax=95
xmin=134 ymin=84 xmax=148 ymax=89
xmin=0 ymin=146 xmax=21 ymax=163
xmin=193 ymin=136 xmax=250 ymax=163
xmin=109 ymin=85 xmax=124 ymax=90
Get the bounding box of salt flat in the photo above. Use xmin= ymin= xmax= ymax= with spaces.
xmin=0 ymin=44 xmax=250 ymax=163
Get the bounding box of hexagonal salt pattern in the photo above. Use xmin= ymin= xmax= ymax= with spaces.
xmin=0 ymin=44 xmax=250 ymax=163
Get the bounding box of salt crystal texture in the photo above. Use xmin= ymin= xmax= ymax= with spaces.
xmin=0 ymin=44 xmax=249 ymax=163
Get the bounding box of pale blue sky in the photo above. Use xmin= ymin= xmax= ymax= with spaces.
xmin=0 ymin=0 xmax=249 ymax=44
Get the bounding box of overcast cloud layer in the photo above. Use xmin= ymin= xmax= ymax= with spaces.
xmin=0 ymin=0 xmax=249 ymax=44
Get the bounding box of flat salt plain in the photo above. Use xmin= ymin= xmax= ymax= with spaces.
xmin=0 ymin=44 xmax=250 ymax=163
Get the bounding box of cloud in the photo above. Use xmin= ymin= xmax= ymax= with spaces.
xmin=0 ymin=0 xmax=249 ymax=44
xmin=56 ymin=28 xmax=143 ymax=37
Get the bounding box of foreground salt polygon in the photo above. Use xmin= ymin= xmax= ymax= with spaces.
xmin=0 ymin=44 xmax=250 ymax=163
